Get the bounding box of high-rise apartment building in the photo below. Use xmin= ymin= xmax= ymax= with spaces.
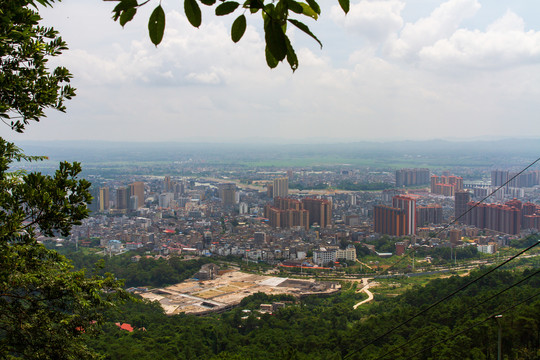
xmin=373 ymin=205 xmax=407 ymax=236
xmin=374 ymin=195 xmax=416 ymax=236
xmin=393 ymin=195 xmax=416 ymax=235
xmin=116 ymin=187 xmax=129 ymax=210
xmin=464 ymin=200 xmax=521 ymax=235
xmin=395 ymin=168 xmax=430 ymax=187
xmin=159 ymin=193 xmax=174 ymax=208
xmin=99 ymin=187 xmax=109 ymax=211
xmin=264 ymin=203 xmax=309 ymax=230
xmin=219 ymin=183 xmax=236 ymax=206
xmin=163 ymin=176 xmax=173 ymax=192
xmin=87 ymin=187 xmax=99 ymax=213
xmin=272 ymin=177 xmax=289 ymax=198
xmin=454 ymin=190 xmax=471 ymax=223
xmin=266 ymin=183 xmax=274 ymax=198
xmin=491 ymin=170 xmax=508 ymax=187
xmin=302 ymin=198 xmax=332 ymax=228
xmin=431 ymin=174 xmax=463 ymax=196
xmin=417 ymin=204 xmax=443 ymax=226
xmin=129 ymin=182 xmax=145 ymax=208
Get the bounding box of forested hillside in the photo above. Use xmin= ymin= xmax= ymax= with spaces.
xmin=87 ymin=268 xmax=539 ymax=359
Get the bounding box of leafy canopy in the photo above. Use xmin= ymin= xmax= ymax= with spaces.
xmin=0 ymin=139 xmax=128 ymax=359
xmin=0 ymin=0 xmax=75 ymax=132
xmin=107 ymin=0 xmax=350 ymax=71
xmin=0 ymin=1 xmax=128 ymax=358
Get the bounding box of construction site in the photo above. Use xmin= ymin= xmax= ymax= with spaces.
xmin=138 ymin=270 xmax=340 ymax=315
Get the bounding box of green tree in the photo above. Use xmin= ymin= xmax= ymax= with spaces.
xmin=0 ymin=0 xmax=75 ymax=133
xmin=107 ymin=0 xmax=350 ymax=70
xmin=0 ymin=1 xmax=126 ymax=358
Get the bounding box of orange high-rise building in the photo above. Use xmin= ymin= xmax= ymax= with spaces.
xmin=302 ymin=198 xmax=332 ymax=228
xmin=129 ymin=182 xmax=145 ymax=208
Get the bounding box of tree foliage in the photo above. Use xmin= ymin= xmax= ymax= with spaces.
xmin=0 ymin=0 xmax=75 ymax=132
xmin=87 ymin=269 xmax=540 ymax=359
xmin=107 ymin=0 xmax=350 ymax=70
xmin=0 ymin=139 xmax=128 ymax=359
xmin=0 ymin=1 xmax=127 ymax=358
xmin=64 ymin=250 xmax=215 ymax=288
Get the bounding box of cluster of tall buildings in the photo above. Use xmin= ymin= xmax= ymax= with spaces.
xmin=430 ymin=174 xmax=463 ymax=196
xmin=92 ymin=181 xmax=146 ymax=212
xmin=395 ymin=168 xmax=430 ymax=187
xmin=464 ymin=199 xmax=540 ymax=235
xmin=416 ymin=204 xmax=443 ymax=226
xmin=264 ymin=197 xmax=332 ymax=230
xmin=491 ymin=170 xmax=540 ymax=188
xmin=373 ymin=195 xmax=417 ymax=236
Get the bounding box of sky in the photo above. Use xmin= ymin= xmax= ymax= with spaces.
xmin=5 ymin=0 xmax=540 ymax=143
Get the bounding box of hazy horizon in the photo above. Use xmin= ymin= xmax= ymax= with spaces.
xmin=4 ymin=0 xmax=540 ymax=143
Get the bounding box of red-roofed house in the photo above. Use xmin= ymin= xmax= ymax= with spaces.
xmin=115 ymin=322 xmax=134 ymax=332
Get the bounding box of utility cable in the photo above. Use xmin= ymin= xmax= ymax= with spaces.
xmin=345 ymin=157 xmax=540 ymax=359
xmin=439 ymin=155 xmax=540 ymax=236
xmin=344 ymin=239 xmax=540 ymax=359
xmin=370 ymin=155 xmax=540 ymax=277
xmin=368 ymin=155 xmax=540 ymax=280
xmin=374 ymin=268 xmax=540 ymax=360
xmin=401 ymin=291 xmax=540 ymax=360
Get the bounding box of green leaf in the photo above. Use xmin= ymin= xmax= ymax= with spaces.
xmin=112 ymin=0 xmax=138 ymax=21
xmin=338 ymin=0 xmax=350 ymax=14
xmin=287 ymin=18 xmax=322 ymax=48
xmin=265 ymin=46 xmax=279 ymax=68
xmin=119 ymin=7 xmax=137 ymax=27
xmin=184 ymin=0 xmax=202 ymax=28
xmin=247 ymin=0 xmax=264 ymax=10
xmin=285 ymin=36 xmax=298 ymax=72
xmin=200 ymin=0 xmax=216 ymax=4
xmin=113 ymin=0 xmax=138 ymax=13
xmin=148 ymin=5 xmax=166 ymax=46
xmin=231 ymin=15 xmax=247 ymax=43
xmin=305 ymin=0 xmax=320 ymax=14
xmin=287 ymin=0 xmax=304 ymax=14
xmin=216 ymin=1 xmax=240 ymax=16
xmin=264 ymin=19 xmax=288 ymax=62
xmin=299 ymin=3 xmax=318 ymax=19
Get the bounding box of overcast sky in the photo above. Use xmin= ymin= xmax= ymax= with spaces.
xmin=5 ymin=0 xmax=540 ymax=143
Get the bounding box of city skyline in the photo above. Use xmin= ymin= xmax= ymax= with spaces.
xmin=4 ymin=0 xmax=540 ymax=143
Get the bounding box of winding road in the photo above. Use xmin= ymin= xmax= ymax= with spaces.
xmin=353 ymin=278 xmax=374 ymax=309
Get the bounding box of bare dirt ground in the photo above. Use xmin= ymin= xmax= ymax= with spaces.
xmin=138 ymin=270 xmax=340 ymax=315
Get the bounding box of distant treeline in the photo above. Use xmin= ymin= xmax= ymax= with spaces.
xmin=65 ymin=251 xmax=213 ymax=288
xmin=289 ymin=182 xmax=328 ymax=190
xmin=289 ymin=181 xmax=392 ymax=191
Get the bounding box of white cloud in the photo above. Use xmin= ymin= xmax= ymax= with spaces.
xmin=7 ymin=0 xmax=540 ymax=143
xmin=185 ymin=71 xmax=221 ymax=85
xmin=487 ymin=10 xmax=525 ymax=33
xmin=386 ymin=0 xmax=481 ymax=59
xmin=419 ymin=11 xmax=540 ymax=69
xmin=56 ymin=9 xmax=266 ymax=87
xmin=331 ymin=0 xmax=405 ymax=43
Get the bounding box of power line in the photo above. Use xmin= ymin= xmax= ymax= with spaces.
xmin=345 ymin=156 xmax=540 ymax=358
xmin=372 ymin=154 xmax=540 ymax=279
xmin=374 ymin=268 xmax=540 ymax=360
xmin=448 ymin=156 xmax=540 ymax=231
xmin=402 ymin=291 xmax=540 ymax=360
xmin=344 ymin=238 xmax=540 ymax=359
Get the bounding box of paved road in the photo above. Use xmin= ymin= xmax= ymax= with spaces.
xmin=353 ymin=278 xmax=374 ymax=309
